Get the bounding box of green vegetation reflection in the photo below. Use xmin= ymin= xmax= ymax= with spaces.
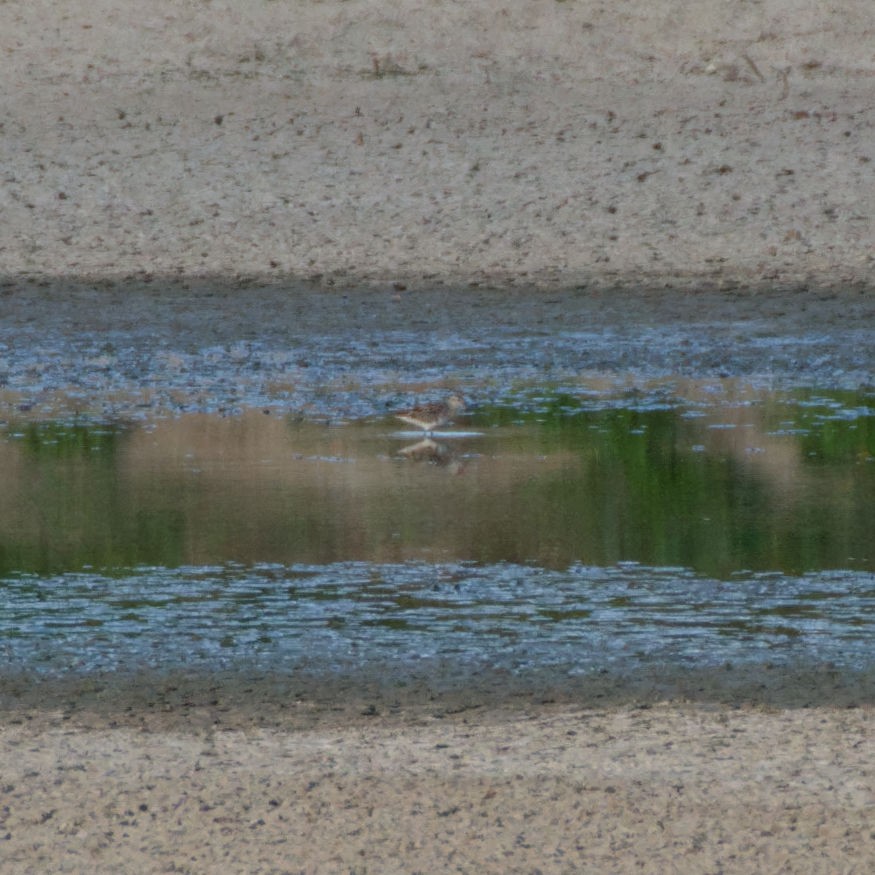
xmin=0 ymin=387 xmax=873 ymax=577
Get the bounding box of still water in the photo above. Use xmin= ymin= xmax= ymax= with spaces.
xmin=2 ymin=383 xmax=874 ymax=679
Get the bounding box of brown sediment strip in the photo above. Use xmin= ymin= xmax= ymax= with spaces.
xmin=3 ymin=660 xmax=875 ymax=732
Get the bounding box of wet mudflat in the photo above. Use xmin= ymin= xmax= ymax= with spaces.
xmin=3 ymin=278 xmax=875 ymax=423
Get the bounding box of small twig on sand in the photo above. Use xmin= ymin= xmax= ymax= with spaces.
xmin=777 ymin=67 xmax=790 ymax=100
xmin=741 ymin=53 xmax=765 ymax=82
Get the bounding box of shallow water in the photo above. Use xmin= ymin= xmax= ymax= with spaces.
xmin=2 ymin=383 xmax=874 ymax=680
xmin=5 ymin=562 xmax=874 ymax=680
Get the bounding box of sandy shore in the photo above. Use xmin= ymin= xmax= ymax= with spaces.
xmin=3 ymin=666 xmax=875 ymax=873
xmin=3 ymin=1 xmax=875 ymax=871
xmin=2 ymin=0 xmax=873 ymax=287
xmin=3 ymin=692 xmax=875 ymax=873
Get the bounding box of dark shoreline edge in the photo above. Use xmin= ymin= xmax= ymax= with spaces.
xmin=3 ymin=660 xmax=874 ymax=732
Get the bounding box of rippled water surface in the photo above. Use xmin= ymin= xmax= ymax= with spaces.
xmin=2 ymin=383 xmax=874 ymax=680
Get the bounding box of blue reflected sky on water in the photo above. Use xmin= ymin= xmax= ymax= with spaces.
xmin=4 ymin=561 xmax=875 ymax=680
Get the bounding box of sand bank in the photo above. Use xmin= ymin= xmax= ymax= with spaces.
xmin=2 ymin=696 xmax=874 ymax=873
xmin=3 ymin=666 xmax=875 ymax=872
xmin=2 ymin=0 xmax=873 ymax=288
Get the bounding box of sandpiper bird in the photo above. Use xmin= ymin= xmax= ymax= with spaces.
xmin=394 ymin=394 xmax=465 ymax=434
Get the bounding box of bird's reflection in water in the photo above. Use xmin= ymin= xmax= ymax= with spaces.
xmin=397 ymin=437 xmax=465 ymax=474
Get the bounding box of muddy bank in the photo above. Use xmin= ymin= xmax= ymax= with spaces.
xmin=4 ymin=658 xmax=875 ymax=736
xmin=3 ymin=276 xmax=874 ymax=421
